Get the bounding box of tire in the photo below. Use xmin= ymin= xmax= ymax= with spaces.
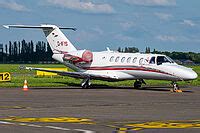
xmin=82 ymin=83 xmax=90 ymax=89
xmin=134 ymin=81 xmax=142 ymax=88
xmin=173 ymin=84 xmax=179 ymax=91
xmin=82 ymin=84 xmax=88 ymax=89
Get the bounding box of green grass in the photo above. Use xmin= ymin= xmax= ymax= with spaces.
xmin=0 ymin=64 xmax=199 ymax=88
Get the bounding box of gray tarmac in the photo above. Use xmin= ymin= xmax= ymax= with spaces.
xmin=0 ymin=86 xmax=200 ymax=133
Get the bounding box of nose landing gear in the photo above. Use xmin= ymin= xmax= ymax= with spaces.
xmin=171 ymin=82 xmax=182 ymax=93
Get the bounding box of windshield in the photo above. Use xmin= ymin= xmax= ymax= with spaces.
xmin=166 ymin=56 xmax=175 ymax=63
xmin=157 ymin=56 xmax=172 ymax=65
xmin=149 ymin=57 xmax=156 ymax=64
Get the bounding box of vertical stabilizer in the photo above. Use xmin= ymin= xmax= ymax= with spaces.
xmin=41 ymin=24 xmax=77 ymax=53
xmin=3 ymin=24 xmax=77 ymax=53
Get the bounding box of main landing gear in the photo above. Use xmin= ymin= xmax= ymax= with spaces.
xmin=170 ymin=82 xmax=182 ymax=93
xmin=81 ymin=78 xmax=91 ymax=89
xmin=134 ymin=79 xmax=146 ymax=89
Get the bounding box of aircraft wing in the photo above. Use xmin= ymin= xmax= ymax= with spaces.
xmin=20 ymin=66 xmax=113 ymax=80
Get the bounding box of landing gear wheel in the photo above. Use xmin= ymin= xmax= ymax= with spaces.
xmin=81 ymin=78 xmax=91 ymax=89
xmin=82 ymin=83 xmax=89 ymax=89
xmin=171 ymin=82 xmax=182 ymax=92
xmin=134 ymin=80 xmax=142 ymax=89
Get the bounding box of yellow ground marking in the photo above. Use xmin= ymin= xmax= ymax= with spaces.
xmin=117 ymin=128 xmax=128 ymax=131
xmin=117 ymin=131 xmax=126 ymax=133
xmin=125 ymin=120 xmax=200 ymax=130
xmin=115 ymin=127 xmax=143 ymax=132
xmin=0 ymin=117 xmax=94 ymax=124
xmin=132 ymin=127 xmax=143 ymax=131
xmin=77 ymin=121 xmax=96 ymax=125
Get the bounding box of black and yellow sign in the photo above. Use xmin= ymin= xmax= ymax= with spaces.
xmin=0 ymin=72 xmax=11 ymax=82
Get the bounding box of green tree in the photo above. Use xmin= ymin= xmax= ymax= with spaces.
xmin=145 ymin=47 xmax=151 ymax=53
xmin=117 ymin=47 xmax=121 ymax=52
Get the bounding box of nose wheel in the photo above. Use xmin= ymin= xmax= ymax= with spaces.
xmin=134 ymin=79 xmax=146 ymax=89
xmin=81 ymin=78 xmax=91 ymax=89
xmin=171 ymin=82 xmax=182 ymax=92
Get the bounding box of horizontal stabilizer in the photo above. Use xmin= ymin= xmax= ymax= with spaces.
xmin=3 ymin=24 xmax=76 ymax=31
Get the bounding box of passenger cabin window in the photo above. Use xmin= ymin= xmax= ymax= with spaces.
xmin=121 ymin=57 xmax=125 ymax=63
xmin=127 ymin=57 xmax=131 ymax=63
xmin=110 ymin=56 xmax=114 ymax=62
xmin=115 ymin=56 xmax=120 ymax=62
xmin=132 ymin=57 xmax=137 ymax=63
xmin=139 ymin=58 xmax=144 ymax=65
xmin=149 ymin=57 xmax=155 ymax=64
xmin=157 ymin=56 xmax=171 ymax=65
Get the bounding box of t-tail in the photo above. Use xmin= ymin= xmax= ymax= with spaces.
xmin=3 ymin=24 xmax=77 ymax=53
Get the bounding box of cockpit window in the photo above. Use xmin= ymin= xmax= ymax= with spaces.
xmin=166 ymin=56 xmax=174 ymax=63
xmin=157 ymin=56 xmax=172 ymax=65
xmin=149 ymin=57 xmax=155 ymax=64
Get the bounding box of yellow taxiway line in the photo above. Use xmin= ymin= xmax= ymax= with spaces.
xmin=0 ymin=117 xmax=95 ymax=124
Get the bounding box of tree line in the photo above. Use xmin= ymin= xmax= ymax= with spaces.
xmin=118 ymin=46 xmax=200 ymax=64
xmin=0 ymin=40 xmax=200 ymax=64
xmin=0 ymin=40 xmax=53 ymax=63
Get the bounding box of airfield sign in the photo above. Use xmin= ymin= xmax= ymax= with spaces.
xmin=0 ymin=72 xmax=11 ymax=82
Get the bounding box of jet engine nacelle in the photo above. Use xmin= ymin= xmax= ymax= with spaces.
xmin=63 ymin=50 xmax=93 ymax=63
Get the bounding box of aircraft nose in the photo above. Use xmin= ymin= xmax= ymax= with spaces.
xmin=184 ymin=69 xmax=198 ymax=80
xmin=190 ymin=70 xmax=198 ymax=79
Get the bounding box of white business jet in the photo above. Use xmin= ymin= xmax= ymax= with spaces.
xmin=3 ymin=24 xmax=198 ymax=92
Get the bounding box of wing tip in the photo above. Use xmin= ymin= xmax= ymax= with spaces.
xmin=3 ymin=25 xmax=9 ymax=29
xmin=72 ymin=28 xmax=77 ymax=31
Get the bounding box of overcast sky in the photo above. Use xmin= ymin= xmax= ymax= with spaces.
xmin=0 ymin=0 xmax=200 ymax=52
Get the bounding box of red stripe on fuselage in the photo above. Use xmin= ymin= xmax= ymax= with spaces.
xmin=82 ymin=66 xmax=173 ymax=76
